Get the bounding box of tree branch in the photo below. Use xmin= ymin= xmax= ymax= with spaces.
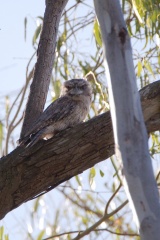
xmin=0 ymin=80 xmax=159 ymax=220
xmin=20 ymin=0 xmax=69 ymax=138
xmin=72 ymin=200 xmax=128 ymax=240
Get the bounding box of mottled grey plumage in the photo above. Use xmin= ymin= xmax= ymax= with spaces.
xmin=18 ymin=78 xmax=92 ymax=147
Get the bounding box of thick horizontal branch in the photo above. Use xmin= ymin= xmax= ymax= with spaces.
xmin=0 ymin=80 xmax=160 ymax=219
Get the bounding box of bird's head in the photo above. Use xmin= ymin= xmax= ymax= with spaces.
xmin=61 ymin=78 xmax=92 ymax=98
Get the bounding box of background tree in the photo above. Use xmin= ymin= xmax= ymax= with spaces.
xmin=94 ymin=0 xmax=160 ymax=239
xmin=0 ymin=0 xmax=160 ymax=239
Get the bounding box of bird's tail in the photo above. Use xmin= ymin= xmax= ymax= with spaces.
xmin=17 ymin=135 xmax=31 ymax=147
xmin=17 ymin=131 xmax=42 ymax=148
xmin=25 ymin=132 xmax=42 ymax=148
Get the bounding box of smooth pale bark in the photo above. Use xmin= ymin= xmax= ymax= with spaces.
xmin=0 ymin=80 xmax=160 ymax=220
xmin=94 ymin=0 xmax=160 ymax=239
xmin=20 ymin=0 xmax=69 ymax=138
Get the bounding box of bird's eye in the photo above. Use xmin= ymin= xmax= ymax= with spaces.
xmin=79 ymin=85 xmax=85 ymax=90
xmin=66 ymin=86 xmax=72 ymax=91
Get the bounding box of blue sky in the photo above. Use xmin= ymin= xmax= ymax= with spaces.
xmin=0 ymin=1 xmax=45 ymax=239
xmin=0 ymin=0 xmax=46 ymax=153
xmin=0 ymin=0 xmax=45 ymax=95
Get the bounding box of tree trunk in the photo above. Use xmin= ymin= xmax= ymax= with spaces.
xmin=0 ymin=80 xmax=160 ymax=220
xmin=94 ymin=0 xmax=160 ymax=239
xmin=20 ymin=0 xmax=68 ymax=138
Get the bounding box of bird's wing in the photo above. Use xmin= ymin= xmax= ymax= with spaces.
xmin=24 ymin=96 xmax=76 ymax=137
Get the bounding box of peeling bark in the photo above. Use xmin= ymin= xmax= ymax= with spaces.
xmin=0 ymin=80 xmax=160 ymax=220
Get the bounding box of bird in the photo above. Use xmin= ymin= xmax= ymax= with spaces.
xmin=18 ymin=78 xmax=92 ymax=147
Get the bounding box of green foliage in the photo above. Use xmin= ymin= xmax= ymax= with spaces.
xmin=125 ymin=0 xmax=160 ymax=37
xmin=0 ymin=227 xmax=9 ymax=240
xmin=5 ymin=96 xmax=10 ymax=116
xmin=137 ymin=61 xmax=143 ymax=77
xmin=99 ymin=169 xmax=104 ymax=177
xmin=36 ymin=230 xmax=45 ymax=240
xmin=93 ymin=18 xmax=102 ymax=47
xmin=32 ymin=25 xmax=42 ymax=46
xmin=75 ymin=175 xmax=82 ymax=186
xmin=150 ymin=132 xmax=160 ymax=157
xmin=89 ymin=167 xmax=96 ymax=187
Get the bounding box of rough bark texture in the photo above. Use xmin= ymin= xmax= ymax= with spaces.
xmin=0 ymin=81 xmax=160 ymax=220
xmin=140 ymin=81 xmax=160 ymax=131
xmin=94 ymin=0 xmax=160 ymax=239
xmin=20 ymin=0 xmax=69 ymax=138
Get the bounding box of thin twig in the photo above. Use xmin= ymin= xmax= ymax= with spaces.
xmin=105 ymin=183 xmax=122 ymax=215
xmin=43 ymin=200 xmax=129 ymax=240
xmin=43 ymin=227 xmax=139 ymax=240
xmin=4 ymin=50 xmax=36 ymax=154
xmin=72 ymin=200 xmax=128 ymax=240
